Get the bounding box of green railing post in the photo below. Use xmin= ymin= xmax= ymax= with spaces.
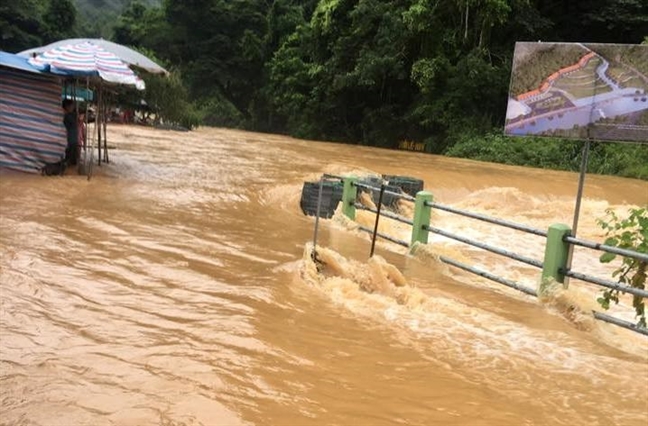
xmin=411 ymin=191 xmax=433 ymax=247
xmin=341 ymin=176 xmax=358 ymax=220
xmin=540 ymin=223 xmax=572 ymax=295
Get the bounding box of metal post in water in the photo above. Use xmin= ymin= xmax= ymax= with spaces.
xmin=410 ymin=191 xmax=434 ymax=248
xmin=540 ymin=223 xmax=572 ymax=294
xmin=311 ymin=177 xmax=325 ymax=262
xmin=370 ymin=184 xmax=386 ymax=257
xmin=341 ymin=176 xmax=358 ymax=220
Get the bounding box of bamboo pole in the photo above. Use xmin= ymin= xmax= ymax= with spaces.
xmin=97 ymin=84 xmax=102 ymax=166
xmin=103 ymin=92 xmax=109 ymax=163
xmin=87 ymin=85 xmax=98 ymax=181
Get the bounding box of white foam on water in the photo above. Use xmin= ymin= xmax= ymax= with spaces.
xmin=297 ymin=242 xmax=647 ymax=420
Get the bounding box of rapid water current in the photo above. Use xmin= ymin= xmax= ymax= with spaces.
xmin=1 ymin=126 xmax=647 ymax=425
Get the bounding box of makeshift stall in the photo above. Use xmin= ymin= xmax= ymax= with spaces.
xmin=0 ymin=51 xmax=67 ymax=174
xmin=26 ymin=41 xmax=146 ymax=178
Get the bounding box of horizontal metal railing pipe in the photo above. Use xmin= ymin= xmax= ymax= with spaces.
xmin=397 ymin=193 xmax=416 ymax=202
xmin=425 ymin=225 xmax=544 ymax=269
xmin=427 ymin=201 xmax=548 ymax=237
xmin=358 ymin=225 xmax=409 ymax=248
xmin=354 ymin=203 xmax=414 ymax=226
xmin=352 ymin=181 xmax=416 ymax=203
xmin=321 ymin=173 xmax=345 ymax=181
xmin=592 ymin=311 xmax=648 ymax=337
xmin=564 ymin=236 xmax=648 ymax=263
xmin=438 ymin=255 xmax=537 ymax=297
xmin=562 ymin=269 xmax=648 ymax=298
xmin=352 ymin=181 xmax=382 ymax=191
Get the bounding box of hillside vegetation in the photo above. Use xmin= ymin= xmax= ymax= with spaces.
xmin=73 ymin=0 xmax=160 ymax=37
xmin=1 ymin=0 xmax=647 ymax=179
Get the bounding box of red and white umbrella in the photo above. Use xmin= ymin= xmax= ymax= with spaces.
xmin=28 ymin=41 xmax=145 ymax=90
xmin=20 ymin=38 xmax=168 ymax=75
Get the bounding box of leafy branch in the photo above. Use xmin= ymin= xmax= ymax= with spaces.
xmin=596 ymin=207 xmax=647 ymax=328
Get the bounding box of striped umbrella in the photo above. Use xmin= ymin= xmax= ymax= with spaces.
xmin=28 ymin=42 xmax=145 ymax=90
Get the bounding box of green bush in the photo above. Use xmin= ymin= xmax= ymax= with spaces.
xmin=141 ymin=71 xmax=201 ymax=129
xmin=597 ymin=207 xmax=648 ymax=328
xmin=445 ymin=131 xmax=648 ymax=180
xmin=444 ymin=132 xmax=581 ymax=170
xmin=197 ymin=97 xmax=245 ymax=129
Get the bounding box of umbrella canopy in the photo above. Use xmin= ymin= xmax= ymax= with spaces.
xmin=28 ymin=42 xmax=145 ymax=90
xmin=19 ymin=38 xmax=168 ymax=75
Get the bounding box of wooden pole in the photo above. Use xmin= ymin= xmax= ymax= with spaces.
xmin=97 ymin=84 xmax=102 ymax=166
xmin=103 ymin=93 xmax=109 ymax=163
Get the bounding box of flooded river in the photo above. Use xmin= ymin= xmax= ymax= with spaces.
xmin=1 ymin=126 xmax=647 ymax=426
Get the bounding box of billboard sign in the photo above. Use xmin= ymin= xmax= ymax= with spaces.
xmin=505 ymin=42 xmax=648 ymax=143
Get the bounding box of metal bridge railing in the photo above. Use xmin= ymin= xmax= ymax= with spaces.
xmin=562 ymin=269 xmax=648 ymax=299
xmin=353 ymin=181 xmax=417 ymax=203
xmin=424 ymin=224 xmax=544 ymax=269
xmin=565 ymin=235 xmax=648 ymax=263
xmin=592 ymin=312 xmax=648 ymax=337
xmin=347 ymin=179 xmax=543 ymax=297
xmin=354 ymin=203 xmax=414 ymax=226
xmin=438 ymin=255 xmax=538 ymax=297
xmin=310 ymin=175 xmax=647 ymax=336
xmin=429 ymin=202 xmax=548 ymax=238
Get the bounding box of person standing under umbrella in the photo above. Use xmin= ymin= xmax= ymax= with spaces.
xmin=62 ymin=99 xmax=78 ymax=167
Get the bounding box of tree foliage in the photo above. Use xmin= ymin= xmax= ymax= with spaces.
xmin=1 ymin=0 xmax=79 ymax=51
xmin=43 ymin=0 xmax=77 ymax=42
xmin=3 ymin=0 xmax=647 ymax=179
xmin=1 ymin=0 xmax=54 ymax=51
xmin=597 ymin=208 xmax=648 ymax=328
xmin=141 ymin=70 xmax=201 ymax=129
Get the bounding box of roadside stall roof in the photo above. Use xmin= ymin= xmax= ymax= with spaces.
xmin=0 ymin=51 xmax=44 ymax=74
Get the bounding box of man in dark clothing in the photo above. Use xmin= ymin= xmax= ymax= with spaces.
xmin=62 ymin=99 xmax=78 ymax=166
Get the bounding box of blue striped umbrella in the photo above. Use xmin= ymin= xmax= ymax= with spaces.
xmin=28 ymin=42 xmax=145 ymax=90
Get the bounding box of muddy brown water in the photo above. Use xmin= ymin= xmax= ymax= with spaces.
xmin=1 ymin=126 xmax=647 ymax=426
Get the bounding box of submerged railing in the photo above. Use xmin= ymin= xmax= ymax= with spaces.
xmin=311 ymin=175 xmax=647 ymax=336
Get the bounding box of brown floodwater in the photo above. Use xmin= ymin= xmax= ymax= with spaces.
xmin=1 ymin=125 xmax=647 ymax=426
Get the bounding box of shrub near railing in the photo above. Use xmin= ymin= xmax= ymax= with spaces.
xmin=596 ymin=207 xmax=648 ymax=327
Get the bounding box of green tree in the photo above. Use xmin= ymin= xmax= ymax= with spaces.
xmin=0 ymin=0 xmax=47 ymax=52
xmin=112 ymin=0 xmax=148 ymax=46
xmin=161 ymin=0 xmax=268 ymax=122
xmin=43 ymin=0 xmax=77 ymax=42
xmin=140 ymin=70 xmax=201 ymax=129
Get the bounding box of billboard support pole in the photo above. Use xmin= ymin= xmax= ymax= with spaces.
xmin=571 ymin=139 xmax=590 ymax=237
xmin=564 ymin=139 xmax=591 ymax=284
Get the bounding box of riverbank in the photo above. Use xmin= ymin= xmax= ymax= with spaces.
xmin=149 ymin=122 xmax=648 ymax=181
xmin=444 ymin=131 xmax=648 ymax=180
xmin=147 ymin=122 xmax=648 ymax=183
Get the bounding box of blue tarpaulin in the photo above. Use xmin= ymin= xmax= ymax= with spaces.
xmin=0 ymin=51 xmax=44 ymax=75
xmin=62 ymin=86 xmax=94 ymax=101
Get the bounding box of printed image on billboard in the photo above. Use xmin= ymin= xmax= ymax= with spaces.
xmin=505 ymin=42 xmax=648 ymax=143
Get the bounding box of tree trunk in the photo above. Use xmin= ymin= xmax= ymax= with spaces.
xmin=464 ymin=3 xmax=469 ymax=41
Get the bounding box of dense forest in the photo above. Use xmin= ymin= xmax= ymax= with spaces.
xmin=1 ymin=0 xmax=647 ymax=178
xmin=73 ymin=0 xmax=160 ymax=37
